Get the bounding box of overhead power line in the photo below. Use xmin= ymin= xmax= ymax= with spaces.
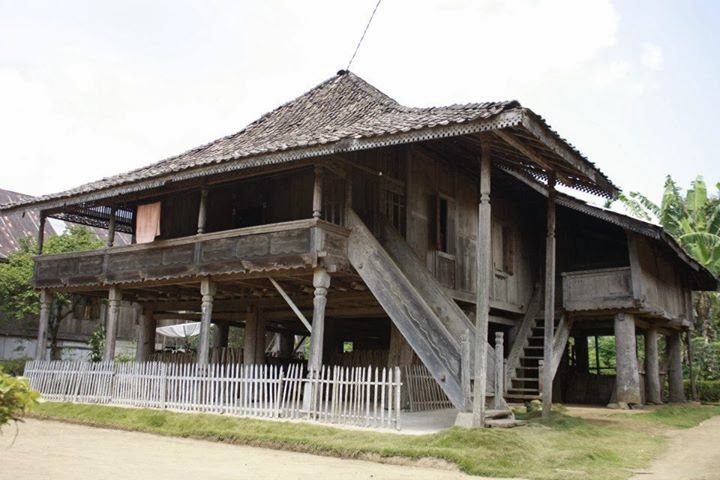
xmin=346 ymin=0 xmax=383 ymax=71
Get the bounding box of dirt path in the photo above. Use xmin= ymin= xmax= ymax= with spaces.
xmin=1 ymin=419 xmax=519 ymax=480
xmin=629 ymin=415 xmax=720 ymax=480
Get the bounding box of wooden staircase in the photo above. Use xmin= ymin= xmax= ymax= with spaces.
xmin=505 ymin=300 xmax=573 ymax=402
xmin=346 ymin=210 xmax=500 ymax=412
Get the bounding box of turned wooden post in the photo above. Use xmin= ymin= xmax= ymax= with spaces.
xmin=644 ymin=328 xmax=662 ymax=404
xmin=103 ymin=286 xmax=122 ymax=361
xmin=312 ymin=165 xmax=324 ymax=219
xmin=35 ymin=290 xmax=53 ymax=361
xmin=473 ymin=138 xmax=492 ymax=426
xmin=614 ymin=313 xmax=641 ymax=405
xmin=542 ymin=173 xmax=557 ymax=418
xmin=307 ymin=267 xmax=331 ymax=373
xmin=278 ymin=332 xmax=294 ymax=360
xmin=667 ymin=332 xmax=686 ymax=402
xmin=494 ymin=332 xmax=505 ymax=410
xmin=136 ymin=304 xmax=156 ymax=362
xmin=197 ymin=186 xmax=208 ymax=234
xmin=198 ymin=278 xmax=215 ymax=367
xmin=107 ymin=207 xmax=117 ymax=247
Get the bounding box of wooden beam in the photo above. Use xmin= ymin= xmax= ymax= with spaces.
xmin=268 ymin=277 xmax=312 ymax=333
xmin=107 ymin=207 xmax=117 ymax=247
xmin=37 ymin=213 xmax=46 ymax=255
xmin=493 ymin=130 xmax=571 ymax=186
xmin=197 ymin=186 xmax=208 ymax=234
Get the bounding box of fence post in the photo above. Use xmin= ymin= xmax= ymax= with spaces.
xmin=160 ymin=362 xmax=167 ymax=409
xmin=394 ymin=366 xmax=402 ymax=431
xmin=275 ymin=369 xmax=284 ymax=419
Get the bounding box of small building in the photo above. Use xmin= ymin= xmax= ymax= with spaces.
xmin=1 ymin=71 xmax=717 ymax=420
xmin=0 ymin=188 xmax=137 ymax=360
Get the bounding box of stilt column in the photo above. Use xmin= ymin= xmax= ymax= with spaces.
xmin=644 ymin=328 xmax=662 ymax=404
xmin=243 ymin=307 xmax=257 ymax=365
xmin=667 ymin=332 xmax=686 ymax=402
xmin=214 ymin=323 xmax=230 ymax=349
xmin=307 ymin=267 xmax=331 ymax=374
xmin=542 ymin=173 xmax=557 ymax=417
xmin=614 ymin=313 xmax=641 ymax=405
xmin=136 ymin=305 xmax=156 ymax=362
xmin=35 ymin=290 xmax=53 ymax=361
xmin=197 ymin=278 xmax=215 ymax=367
xmin=103 ymin=286 xmax=122 ymax=362
xmin=473 ymin=139 xmax=492 ymax=426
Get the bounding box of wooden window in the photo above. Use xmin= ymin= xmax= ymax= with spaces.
xmin=493 ymin=222 xmax=515 ymax=275
xmin=322 ymin=174 xmax=346 ymax=226
xmin=384 ymin=189 xmax=406 ymax=235
xmin=430 ymin=195 xmax=455 ymax=254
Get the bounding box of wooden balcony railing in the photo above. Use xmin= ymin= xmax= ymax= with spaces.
xmin=34 ymin=219 xmax=349 ymax=290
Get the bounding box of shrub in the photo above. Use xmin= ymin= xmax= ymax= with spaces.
xmin=0 ymin=368 xmax=41 ymax=427
xmin=0 ymin=358 xmax=30 ymax=376
xmin=686 ymin=379 xmax=720 ymax=403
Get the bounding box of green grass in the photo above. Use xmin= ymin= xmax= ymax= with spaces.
xmin=630 ymin=404 xmax=720 ymax=428
xmin=27 ymin=402 xmax=683 ymax=480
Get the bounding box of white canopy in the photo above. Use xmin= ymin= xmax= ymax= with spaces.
xmin=156 ymin=321 xmax=213 ymax=338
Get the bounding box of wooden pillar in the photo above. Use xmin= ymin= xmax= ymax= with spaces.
xmin=644 ymin=328 xmax=662 ymax=404
xmin=307 ymin=267 xmax=331 ymax=373
xmin=214 ymin=322 xmax=230 ymax=349
xmin=388 ymin=324 xmax=415 ymax=367
xmin=473 ymin=139 xmax=492 ymax=426
xmin=278 ymin=332 xmax=294 ymax=360
xmin=494 ymin=332 xmax=505 ymax=410
xmin=312 ymin=165 xmax=324 ymax=219
xmin=614 ymin=313 xmax=641 ymax=405
xmin=687 ymin=330 xmax=697 ymax=401
xmin=243 ymin=307 xmax=257 ymax=365
xmin=575 ymin=334 xmax=589 ymax=372
xmin=136 ymin=305 xmax=156 ymax=362
xmin=197 ymin=187 xmax=208 ymax=234
xmin=197 ymin=278 xmax=215 ymax=367
xmin=35 ymin=290 xmax=52 ymax=361
xmin=255 ymin=305 xmax=266 ymax=364
xmin=103 ymin=286 xmax=122 ymax=362
xmin=667 ymin=332 xmax=686 ymax=402
xmin=542 ymin=173 xmax=557 ymax=417
xmin=37 ymin=213 xmax=46 ymax=255
xmin=107 ymin=207 xmax=117 ymax=247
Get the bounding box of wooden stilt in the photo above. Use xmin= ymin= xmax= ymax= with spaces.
xmin=198 ymin=278 xmax=215 ymax=367
xmin=542 ymin=173 xmax=557 ymax=418
xmin=645 ymin=328 xmax=662 ymax=404
xmin=103 ymin=286 xmax=122 ymax=362
xmin=107 ymin=207 xmax=117 ymax=247
xmin=614 ymin=313 xmax=641 ymax=405
xmin=667 ymin=332 xmax=685 ymax=402
xmin=473 ymin=138 xmax=492 ymax=427
xmin=136 ymin=304 xmax=156 ymax=362
xmin=35 ymin=290 xmax=52 ymax=361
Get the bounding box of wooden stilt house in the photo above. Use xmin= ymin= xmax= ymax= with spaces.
xmin=2 ymin=71 xmax=717 ymax=424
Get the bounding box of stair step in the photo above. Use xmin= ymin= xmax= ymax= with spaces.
xmin=522 ymin=356 xmax=544 ymax=360
xmin=508 ymin=388 xmax=539 ymax=393
xmin=504 ymin=393 xmax=542 ymax=400
xmin=516 ymin=366 xmax=540 ymax=371
xmin=485 ymin=418 xmax=528 ymax=428
xmin=529 ymin=336 xmax=545 ymax=340
xmin=512 ymin=377 xmax=539 ymax=382
xmin=524 ymin=346 xmax=543 ymax=350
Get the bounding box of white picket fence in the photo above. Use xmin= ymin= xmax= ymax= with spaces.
xmin=24 ymin=360 xmax=402 ymax=429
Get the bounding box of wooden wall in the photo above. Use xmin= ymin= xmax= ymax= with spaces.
xmin=630 ymin=234 xmax=690 ymax=321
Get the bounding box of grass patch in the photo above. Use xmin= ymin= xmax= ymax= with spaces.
xmin=29 ymin=402 xmax=672 ymax=480
xmin=631 ymin=404 xmax=720 ymax=428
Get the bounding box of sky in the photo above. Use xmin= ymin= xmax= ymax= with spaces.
xmin=1 ymin=0 xmax=718 ymax=207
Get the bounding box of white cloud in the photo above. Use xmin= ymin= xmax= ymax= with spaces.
xmin=641 ymin=42 xmax=664 ymax=71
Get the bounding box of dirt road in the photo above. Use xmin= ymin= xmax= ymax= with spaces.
xmin=2 ymin=419 xmax=512 ymax=480
xmin=629 ymin=414 xmax=720 ymax=480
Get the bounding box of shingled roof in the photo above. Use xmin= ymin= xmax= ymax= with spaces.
xmin=0 ymin=189 xmax=55 ymax=260
xmin=0 ymin=70 xmax=617 ymax=213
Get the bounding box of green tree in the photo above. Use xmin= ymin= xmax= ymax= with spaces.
xmin=0 ymin=225 xmax=103 ymax=359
